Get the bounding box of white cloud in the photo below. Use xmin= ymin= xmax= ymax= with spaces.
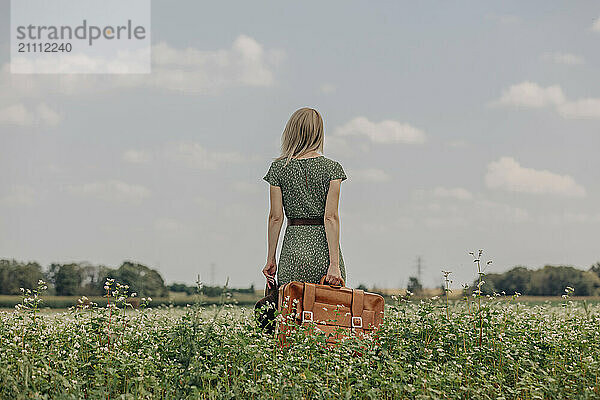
xmin=494 ymin=81 xmax=600 ymax=119
xmin=0 ymin=35 xmax=282 ymax=98
xmin=0 ymin=103 xmax=61 ymax=127
xmin=349 ymin=168 xmax=392 ymax=183
xmin=334 ymin=116 xmax=426 ymax=144
xmin=123 ymin=149 xmax=152 ymax=164
xmin=432 ymin=187 xmax=473 ymax=200
xmin=147 ymin=35 xmax=281 ymax=93
xmin=485 ymin=156 xmax=586 ymax=197
xmin=542 ymin=52 xmax=584 ymax=66
xmin=0 ymin=185 xmax=36 ymax=206
xmin=67 ymin=179 xmax=151 ymax=204
xmin=164 ymin=141 xmax=245 ymax=170
xmin=495 ymin=81 xmax=565 ymax=108
xmin=557 ymin=98 xmax=600 ymax=119
xmin=592 ymin=18 xmax=600 ymax=32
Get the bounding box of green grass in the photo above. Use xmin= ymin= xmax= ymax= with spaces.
xmin=5 ymin=292 xmax=597 ymax=311
xmin=0 ymin=292 xmax=262 ymax=309
xmin=1 ymin=280 xmax=599 ymax=399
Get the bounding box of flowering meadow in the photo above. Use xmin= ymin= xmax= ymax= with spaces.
xmin=1 ymin=275 xmax=600 ymax=400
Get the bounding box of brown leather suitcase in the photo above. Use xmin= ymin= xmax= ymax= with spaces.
xmin=276 ymin=277 xmax=385 ymax=346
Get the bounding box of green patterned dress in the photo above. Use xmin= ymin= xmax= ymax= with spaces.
xmin=263 ymin=155 xmax=347 ymax=286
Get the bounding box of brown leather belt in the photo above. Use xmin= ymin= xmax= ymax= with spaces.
xmin=288 ymin=217 xmax=324 ymax=226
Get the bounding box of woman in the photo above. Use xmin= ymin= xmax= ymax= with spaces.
xmin=262 ymin=107 xmax=347 ymax=289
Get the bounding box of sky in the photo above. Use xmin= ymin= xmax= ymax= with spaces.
xmin=1 ymin=1 xmax=599 ymax=290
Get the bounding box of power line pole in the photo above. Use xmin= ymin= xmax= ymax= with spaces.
xmin=210 ymin=262 xmax=215 ymax=285
xmin=416 ymin=256 xmax=423 ymax=283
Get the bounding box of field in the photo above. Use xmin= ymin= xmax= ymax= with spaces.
xmin=1 ymin=281 xmax=600 ymax=399
xmin=0 ymin=291 xmax=263 ymax=309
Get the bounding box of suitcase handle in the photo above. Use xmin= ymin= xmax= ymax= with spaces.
xmin=319 ymin=276 xmax=345 ymax=288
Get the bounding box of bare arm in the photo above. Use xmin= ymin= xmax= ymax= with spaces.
xmin=323 ymin=179 xmax=343 ymax=285
xmin=263 ymin=184 xmax=284 ymax=287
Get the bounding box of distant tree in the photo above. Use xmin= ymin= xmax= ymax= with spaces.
xmin=529 ymin=265 xmax=600 ymax=296
xmin=168 ymin=283 xmax=191 ymax=293
xmin=0 ymin=259 xmax=44 ymax=295
xmin=356 ymin=284 xmax=368 ymax=291
xmin=407 ymin=276 xmax=423 ymax=294
xmin=168 ymin=283 xmax=199 ymax=295
xmin=51 ymin=263 xmax=83 ymax=296
xmin=591 ymin=262 xmax=600 ymax=278
xmin=80 ymin=263 xmax=108 ymax=295
xmin=201 ymin=285 xmax=225 ymax=297
xmin=0 ymin=260 xmax=15 ymax=294
xmin=481 ymin=266 xmax=531 ymax=295
xmin=475 ymin=265 xmax=600 ymax=296
xmin=169 ymin=282 xmax=256 ymax=296
xmin=106 ymin=261 xmax=168 ymax=297
xmin=236 ymin=283 xmax=255 ymax=294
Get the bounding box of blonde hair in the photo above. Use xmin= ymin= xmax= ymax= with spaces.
xmin=276 ymin=107 xmax=324 ymax=166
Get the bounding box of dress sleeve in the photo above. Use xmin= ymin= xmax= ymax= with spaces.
xmin=263 ymin=162 xmax=280 ymax=186
xmin=330 ymin=161 xmax=347 ymax=182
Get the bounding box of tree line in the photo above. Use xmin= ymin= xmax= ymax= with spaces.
xmin=0 ymin=259 xmax=169 ymax=297
xmin=476 ymin=263 xmax=600 ymax=296
xmin=168 ymin=282 xmax=255 ymax=297
xmin=4 ymin=258 xmax=600 ymax=298
xmin=0 ymin=259 xmax=256 ymax=298
xmin=403 ymin=262 xmax=600 ymax=296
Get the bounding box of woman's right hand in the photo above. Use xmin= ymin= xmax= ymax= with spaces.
xmin=262 ymin=259 xmax=277 ymax=288
xmin=324 ymin=263 xmax=343 ymax=286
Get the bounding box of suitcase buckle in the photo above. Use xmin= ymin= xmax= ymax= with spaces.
xmin=302 ymin=310 xmax=313 ymax=323
xmin=351 ymin=316 xmax=363 ymax=328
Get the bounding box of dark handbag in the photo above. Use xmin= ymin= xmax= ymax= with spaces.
xmin=254 ymin=279 xmax=279 ymax=334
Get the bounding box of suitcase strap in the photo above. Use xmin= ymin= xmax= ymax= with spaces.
xmin=300 ymin=282 xmax=365 ymax=328
xmin=351 ymin=288 xmax=364 ymax=328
